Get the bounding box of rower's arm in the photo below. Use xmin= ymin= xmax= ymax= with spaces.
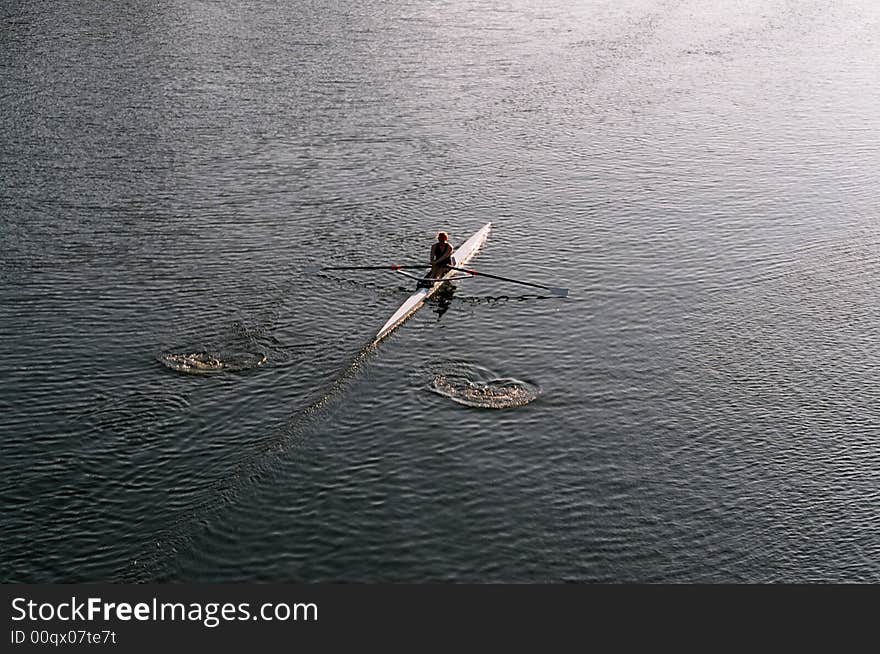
xmin=432 ymin=245 xmax=454 ymax=265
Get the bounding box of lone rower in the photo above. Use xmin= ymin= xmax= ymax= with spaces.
xmin=429 ymin=231 xmax=455 ymax=281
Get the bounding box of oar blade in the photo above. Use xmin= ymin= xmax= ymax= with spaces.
xmin=304 ymin=265 xmax=322 ymax=273
xmin=549 ymin=287 xmax=569 ymax=297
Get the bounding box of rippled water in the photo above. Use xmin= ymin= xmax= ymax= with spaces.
xmin=2 ymin=0 xmax=879 ymax=582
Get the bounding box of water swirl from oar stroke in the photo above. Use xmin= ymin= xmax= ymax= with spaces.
xmin=426 ymin=361 xmax=540 ymax=409
xmin=158 ymin=351 xmax=267 ymax=374
xmin=157 ymin=321 xmax=272 ymax=374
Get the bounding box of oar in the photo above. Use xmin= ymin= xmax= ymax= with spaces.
xmin=305 ymin=264 xmax=426 ymax=273
xmin=450 ymin=267 xmax=569 ymax=296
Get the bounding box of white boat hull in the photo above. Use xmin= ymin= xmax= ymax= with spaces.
xmin=373 ymin=222 xmax=492 ymax=343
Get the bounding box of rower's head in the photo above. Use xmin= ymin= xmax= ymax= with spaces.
xmin=436 ymin=232 xmax=448 ymax=243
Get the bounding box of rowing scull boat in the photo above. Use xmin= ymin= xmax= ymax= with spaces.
xmin=373 ymin=222 xmax=492 ymax=343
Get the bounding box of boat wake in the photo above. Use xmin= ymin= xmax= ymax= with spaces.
xmin=426 ymin=361 xmax=540 ymax=409
xmin=124 ymin=343 xmax=375 ymax=582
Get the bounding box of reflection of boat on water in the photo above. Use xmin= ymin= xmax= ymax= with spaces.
xmin=431 ymin=280 xmax=456 ymax=321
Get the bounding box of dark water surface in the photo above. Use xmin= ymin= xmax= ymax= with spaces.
xmin=2 ymin=0 xmax=879 ymax=582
